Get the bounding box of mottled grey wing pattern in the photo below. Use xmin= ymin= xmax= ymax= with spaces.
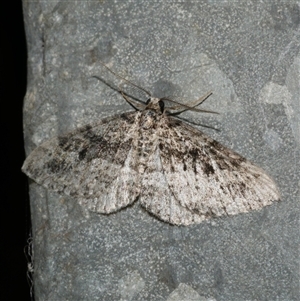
xmin=140 ymin=145 xmax=207 ymax=226
xmin=23 ymin=102 xmax=280 ymax=226
xmin=22 ymin=112 xmax=141 ymax=214
xmin=143 ymin=117 xmax=280 ymax=225
xmin=136 ymin=114 xmax=206 ymax=225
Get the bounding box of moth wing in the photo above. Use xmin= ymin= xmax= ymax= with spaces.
xmin=157 ymin=118 xmax=280 ymax=221
xmin=139 ymin=147 xmax=207 ymax=226
xmin=22 ymin=112 xmax=141 ymax=213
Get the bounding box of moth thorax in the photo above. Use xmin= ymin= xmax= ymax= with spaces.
xmin=140 ymin=110 xmax=159 ymax=130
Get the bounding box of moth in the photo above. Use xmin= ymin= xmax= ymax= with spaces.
xmin=22 ymin=62 xmax=280 ymax=225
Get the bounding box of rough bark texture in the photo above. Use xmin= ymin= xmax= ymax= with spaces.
xmin=22 ymin=1 xmax=299 ymax=300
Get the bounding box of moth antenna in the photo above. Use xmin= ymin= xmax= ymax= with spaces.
xmin=161 ymin=96 xmax=219 ymax=115
xmin=171 ymin=91 xmax=213 ymax=114
xmin=98 ymin=60 xmax=152 ymax=97
xmin=120 ymin=91 xmax=145 ymax=111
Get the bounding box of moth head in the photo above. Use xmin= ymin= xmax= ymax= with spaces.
xmin=145 ymin=97 xmax=165 ymax=114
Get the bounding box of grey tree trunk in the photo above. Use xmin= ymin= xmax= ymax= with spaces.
xmin=22 ymin=1 xmax=299 ymax=300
